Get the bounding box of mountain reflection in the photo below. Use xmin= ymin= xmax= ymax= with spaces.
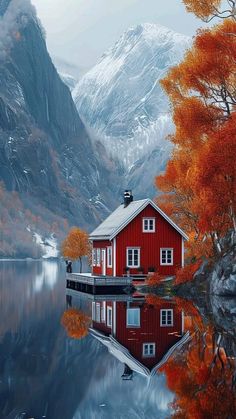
xmin=65 ymin=291 xmax=236 ymax=418
xmin=0 ymin=262 xmax=235 ymax=418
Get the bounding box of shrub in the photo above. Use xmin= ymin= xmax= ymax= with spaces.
xmin=174 ymin=262 xmax=201 ymax=285
xmin=147 ymin=272 xmax=165 ymax=286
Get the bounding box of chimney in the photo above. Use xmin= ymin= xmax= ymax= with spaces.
xmin=121 ymin=364 xmax=133 ymax=380
xmin=124 ymin=190 xmax=133 ymax=208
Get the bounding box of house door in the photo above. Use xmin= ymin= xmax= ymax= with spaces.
xmin=101 ymin=249 xmax=106 ymax=276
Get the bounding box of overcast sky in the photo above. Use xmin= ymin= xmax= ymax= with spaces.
xmin=32 ymin=0 xmax=204 ymax=71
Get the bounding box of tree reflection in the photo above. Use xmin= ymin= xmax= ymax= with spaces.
xmin=61 ymin=308 xmax=91 ymax=340
xmin=161 ymin=297 xmax=236 ymax=418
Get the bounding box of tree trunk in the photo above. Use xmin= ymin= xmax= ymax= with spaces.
xmin=79 ymin=257 xmax=82 ymax=273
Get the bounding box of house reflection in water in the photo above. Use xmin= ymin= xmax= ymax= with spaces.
xmin=86 ymin=294 xmax=190 ymax=378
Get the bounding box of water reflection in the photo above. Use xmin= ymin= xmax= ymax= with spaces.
xmin=0 ymin=262 xmax=173 ymax=419
xmin=64 ymin=291 xmax=236 ymax=418
xmin=89 ymin=296 xmax=189 ymax=378
xmin=64 ymin=293 xmax=190 ymax=377
xmin=0 ymin=261 xmax=236 ymax=418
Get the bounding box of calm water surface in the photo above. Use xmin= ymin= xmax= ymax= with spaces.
xmin=0 ymin=261 xmax=235 ymax=419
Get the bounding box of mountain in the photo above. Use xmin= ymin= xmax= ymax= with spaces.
xmin=59 ymin=72 xmax=78 ymax=91
xmin=51 ymin=56 xmax=87 ymax=91
xmin=0 ymin=0 xmax=119 ymax=257
xmin=74 ymin=23 xmax=190 ymax=197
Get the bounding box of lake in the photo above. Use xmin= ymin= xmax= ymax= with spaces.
xmin=0 ymin=261 xmax=235 ymax=419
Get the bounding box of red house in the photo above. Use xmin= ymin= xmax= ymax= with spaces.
xmin=90 ymin=296 xmax=190 ymax=377
xmin=90 ymin=191 xmax=188 ymax=277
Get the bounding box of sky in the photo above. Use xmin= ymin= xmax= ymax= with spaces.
xmin=32 ymin=0 xmax=203 ymax=72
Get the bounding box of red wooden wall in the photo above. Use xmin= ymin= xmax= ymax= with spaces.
xmin=92 ymin=240 xmax=113 ymax=276
xmin=116 ymin=300 xmax=182 ymax=369
xmin=116 ymin=204 xmax=182 ymax=276
xmin=92 ymin=299 xmax=183 ymax=370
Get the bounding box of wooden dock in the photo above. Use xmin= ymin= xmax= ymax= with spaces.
xmin=66 ymin=273 xmax=133 ymax=294
xmin=66 ymin=289 xmax=145 ymax=302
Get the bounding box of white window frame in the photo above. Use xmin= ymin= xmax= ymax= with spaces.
xmin=92 ymin=249 xmax=97 ymax=267
xmin=92 ymin=302 xmax=96 ymax=321
xmin=96 ymin=248 xmax=101 ymax=266
xmin=101 ymin=301 xmax=106 ymax=323
xmin=160 ymin=309 xmax=173 ymax=327
xmin=126 ymin=247 xmax=140 ymax=268
xmin=142 ymin=343 xmax=156 ymax=358
xmin=142 ymin=218 xmax=156 ymax=233
xmin=126 ymin=308 xmax=140 ymax=327
xmin=107 ymin=246 xmax=112 ymax=268
xmin=160 ymin=248 xmax=173 ymax=266
xmin=95 ymin=303 xmax=101 ymax=323
xmin=107 ymin=306 xmax=112 ymax=327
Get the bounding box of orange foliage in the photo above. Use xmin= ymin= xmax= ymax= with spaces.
xmin=193 ymin=114 xmax=236 ymax=235
xmin=61 ymin=308 xmax=91 ymax=339
xmin=174 ymin=262 xmax=201 ymax=285
xmin=174 ymin=296 xmax=202 ymax=318
xmin=161 ymin=20 xmax=236 ymax=134
xmin=156 ymin=20 xmax=236 ymax=263
xmin=183 ymin=0 xmax=235 ymax=22
xmin=161 ymin=314 xmax=236 ymax=418
xmin=156 ymin=151 xmax=199 ymax=237
xmin=145 ymin=294 xmax=166 ymax=307
xmin=61 ymin=227 xmax=89 ymax=271
xmin=147 ymin=272 xmax=165 ymax=286
xmin=185 ymin=233 xmax=214 ymax=261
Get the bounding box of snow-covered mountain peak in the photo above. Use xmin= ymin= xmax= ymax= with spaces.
xmin=100 ymin=22 xmax=189 ymax=59
xmin=125 ymin=22 xmax=188 ymax=43
xmin=73 ymin=22 xmax=190 ymax=197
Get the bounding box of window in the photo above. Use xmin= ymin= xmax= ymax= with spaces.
xmin=101 ymin=302 xmax=106 ymax=323
xmin=95 ymin=303 xmax=101 ymax=323
xmin=126 ymin=308 xmax=140 ymax=327
xmin=161 ymin=248 xmax=173 ymax=265
xmin=107 ymin=306 xmax=112 ymax=327
xmin=143 ymin=343 xmax=156 ymax=357
xmin=107 ymin=247 xmax=112 ymax=268
xmin=126 ymin=248 xmax=140 ymax=268
xmin=92 ymin=249 xmax=97 ymax=267
xmin=97 ymin=248 xmax=101 ymax=266
xmin=160 ymin=309 xmax=173 ymax=327
xmin=143 ymin=218 xmax=155 ymax=232
xmin=92 ymin=302 xmax=96 ymax=321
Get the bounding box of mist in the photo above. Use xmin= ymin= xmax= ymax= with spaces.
xmin=32 ymin=0 xmax=201 ymax=70
xmin=0 ymin=0 xmax=36 ymax=60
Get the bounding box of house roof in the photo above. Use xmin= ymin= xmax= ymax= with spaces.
xmin=89 ymin=328 xmax=191 ymax=377
xmin=90 ymin=198 xmax=188 ymax=241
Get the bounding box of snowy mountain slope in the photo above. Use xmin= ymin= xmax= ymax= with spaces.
xmin=74 ymin=23 xmax=190 ymax=197
xmin=59 ymin=72 xmax=78 ymax=91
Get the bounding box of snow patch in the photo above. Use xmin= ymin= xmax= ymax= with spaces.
xmin=33 ymin=261 xmax=58 ymax=293
xmin=33 ymin=233 xmax=58 ymax=259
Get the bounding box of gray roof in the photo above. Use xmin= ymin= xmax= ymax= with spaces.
xmin=90 ymin=199 xmax=148 ymax=239
xmin=90 ymin=198 xmax=188 ymax=241
xmin=90 ymin=328 xmax=191 ymax=377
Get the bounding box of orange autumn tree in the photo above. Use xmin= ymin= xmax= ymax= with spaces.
xmin=61 ymin=308 xmax=91 ymax=339
xmin=162 ymin=325 xmax=236 ymax=418
xmin=175 ymin=262 xmax=201 ymax=285
xmin=183 ymin=0 xmax=236 ymax=22
xmin=194 ymin=114 xmax=236 ymax=236
xmin=156 ymin=18 xmax=236 ymax=263
xmin=61 ymin=227 xmax=89 ymax=273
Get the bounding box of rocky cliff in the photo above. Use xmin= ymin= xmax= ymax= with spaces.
xmin=0 ymin=0 xmax=119 ymax=257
